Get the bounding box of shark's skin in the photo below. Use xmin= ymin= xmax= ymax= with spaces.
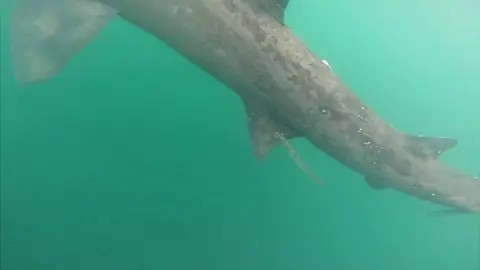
xmin=10 ymin=0 xmax=480 ymax=213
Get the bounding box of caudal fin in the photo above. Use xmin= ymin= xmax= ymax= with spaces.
xmin=10 ymin=0 xmax=117 ymax=84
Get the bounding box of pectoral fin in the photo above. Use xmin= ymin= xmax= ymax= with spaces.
xmin=11 ymin=0 xmax=117 ymax=84
xmin=244 ymin=104 xmax=296 ymax=159
xmin=365 ymin=175 xmax=390 ymax=190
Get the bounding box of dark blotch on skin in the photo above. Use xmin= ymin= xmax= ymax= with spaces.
xmin=378 ymin=148 xmax=396 ymax=163
xmin=377 ymin=149 xmax=413 ymax=176
xmin=317 ymin=106 xmax=348 ymax=123
xmin=224 ymin=0 xmax=237 ymax=13
xmin=255 ymin=31 xmax=266 ymax=43
xmin=286 ymin=62 xmax=312 ymax=88
xmin=397 ymin=159 xmax=413 ymax=176
xmin=404 ymin=145 xmax=431 ymax=160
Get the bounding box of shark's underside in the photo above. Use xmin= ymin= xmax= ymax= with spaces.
xmin=9 ymin=0 xmax=480 ymax=213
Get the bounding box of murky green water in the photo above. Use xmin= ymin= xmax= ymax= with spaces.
xmin=1 ymin=1 xmax=479 ymax=269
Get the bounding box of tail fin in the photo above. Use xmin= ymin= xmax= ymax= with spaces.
xmin=10 ymin=0 xmax=117 ymax=84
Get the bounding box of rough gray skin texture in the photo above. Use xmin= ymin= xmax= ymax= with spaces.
xmin=102 ymin=0 xmax=480 ymax=212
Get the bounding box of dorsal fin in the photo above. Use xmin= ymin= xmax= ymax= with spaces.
xmin=404 ymin=135 xmax=457 ymax=160
xmin=258 ymin=0 xmax=290 ymax=24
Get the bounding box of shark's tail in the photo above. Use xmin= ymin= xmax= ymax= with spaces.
xmin=10 ymin=0 xmax=117 ymax=84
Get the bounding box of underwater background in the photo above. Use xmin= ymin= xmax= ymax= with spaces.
xmin=1 ymin=0 xmax=479 ymax=269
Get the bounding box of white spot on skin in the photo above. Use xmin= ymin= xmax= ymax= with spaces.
xmin=450 ymin=196 xmax=467 ymax=205
xmin=247 ymin=112 xmax=255 ymax=122
xmin=171 ymin=6 xmax=193 ymax=16
xmin=321 ymin=60 xmax=331 ymax=69
xmin=33 ymin=13 xmax=58 ymax=38
xmin=78 ymin=1 xmax=109 ymax=16
xmin=214 ymin=49 xmax=227 ymax=58
xmin=172 ymin=6 xmax=179 ymax=15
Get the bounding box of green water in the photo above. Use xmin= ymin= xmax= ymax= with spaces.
xmin=1 ymin=1 xmax=479 ymax=269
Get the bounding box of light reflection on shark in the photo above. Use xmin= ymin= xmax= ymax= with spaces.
xmin=9 ymin=0 xmax=480 ymax=213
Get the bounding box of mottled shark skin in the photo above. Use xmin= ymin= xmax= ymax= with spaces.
xmin=10 ymin=0 xmax=480 ymax=213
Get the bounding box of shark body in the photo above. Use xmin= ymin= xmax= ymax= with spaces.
xmin=10 ymin=0 xmax=480 ymax=213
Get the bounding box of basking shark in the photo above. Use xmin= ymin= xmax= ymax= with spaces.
xmin=10 ymin=0 xmax=480 ymax=213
